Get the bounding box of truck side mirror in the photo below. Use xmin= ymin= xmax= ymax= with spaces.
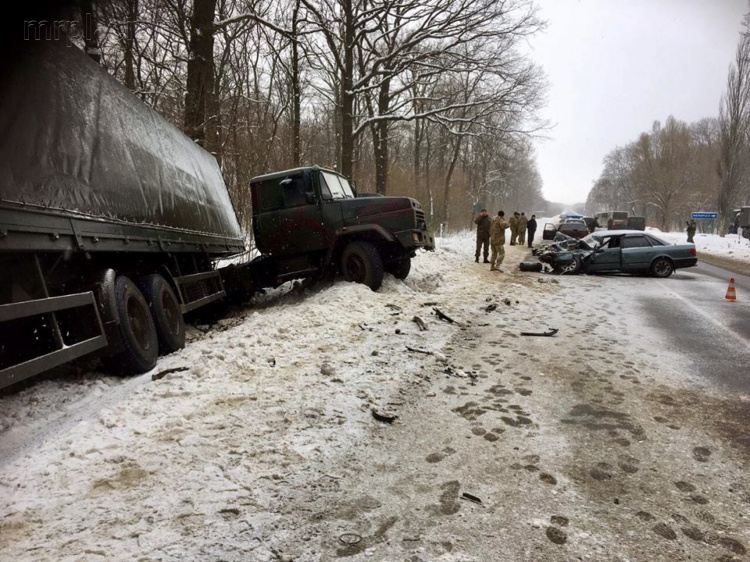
xmin=305 ymin=191 xmax=315 ymax=204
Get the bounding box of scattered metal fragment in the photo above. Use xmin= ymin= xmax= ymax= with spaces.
xmin=371 ymin=408 xmax=398 ymax=424
xmin=405 ymin=345 xmax=432 ymax=355
xmin=151 ymin=366 xmax=189 ymax=381
xmin=421 ymin=301 xmax=438 ymax=306
xmin=484 ymin=304 xmax=498 ymax=313
xmin=412 ymin=316 xmax=428 ymax=331
xmin=434 ymin=307 xmax=460 ymax=325
xmin=339 ymin=533 xmax=362 ymax=545
xmin=520 ymin=328 xmax=559 ymax=337
xmin=386 ymin=303 xmax=402 ymax=312
xmin=461 ymin=492 xmax=483 ymax=504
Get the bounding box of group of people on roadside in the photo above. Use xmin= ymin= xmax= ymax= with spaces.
xmin=473 ymin=209 xmax=537 ymax=272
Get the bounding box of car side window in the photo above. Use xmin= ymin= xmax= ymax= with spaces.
xmin=601 ymin=237 xmax=619 ymax=249
xmin=646 ymin=236 xmax=664 ymax=246
xmin=621 ymin=235 xmax=651 ymax=248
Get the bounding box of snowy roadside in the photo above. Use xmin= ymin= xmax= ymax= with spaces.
xmin=0 ymin=232 xmax=529 ymax=561
xmin=649 ymin=228 xmax=750 ymax=266
xmin=1 ymin=232 xmax=748 ymax=561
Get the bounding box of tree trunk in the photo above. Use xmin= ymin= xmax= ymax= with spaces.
xmin=80 ymin=0 xmax=100 ymax=63
xmin=184 ymin=0 xmax=217 ymax=146
xmin=442 ymin=136 xmax=462 ymax=230
xmin=426 ymin=128 xmax=434 ymax=223
xmin=374 ymin=77 xmax=391 ymax=194
xmin=413 ymin=120 xmax=422 ymax=199
xmin=339 ymin=0 xmax=355 ymax=178
xmin=205 ymin=57 xmax=221 ymax=162
xmin=123 ymin=0 xmax=138 ymax=90
xmin=291 ymin=0 xmax=301 ymax=167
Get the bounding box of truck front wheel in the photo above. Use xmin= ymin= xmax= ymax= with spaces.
xmin=388 ymin=256 xmax=411 ymax=280
xmin=341 ymin=241 xmax=385 ymax=291
xmin=140 ymin=274 xmax=185 ymax=354
xmin=108 ymin=276 xmax=159 ymax=374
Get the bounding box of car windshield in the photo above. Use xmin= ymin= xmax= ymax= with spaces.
xmin=580 ymin=233 xmax=602 ymax=249
xmin=321 ymin=171 xmax=355 ymax=199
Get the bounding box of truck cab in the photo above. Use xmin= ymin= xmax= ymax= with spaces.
xmin=249 ymin=166 xmax=434 ymax=290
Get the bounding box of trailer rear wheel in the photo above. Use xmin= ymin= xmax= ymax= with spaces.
xmin=341 ymin=241 xmax=384 ymax=290
xmin=109 ymin=276 xmax=158 ymax=374
xmin=140 ymin=274 xmax=185 ymax=354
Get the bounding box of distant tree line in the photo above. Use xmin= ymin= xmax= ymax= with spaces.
xmin=587 ymin=9 xmax=750 ymax=234
xmin=60 ymin=0 xmax=550 ymax=231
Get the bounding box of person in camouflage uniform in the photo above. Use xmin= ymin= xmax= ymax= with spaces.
xmin=517 ymin=212 xmax=528 ymax=245
xmin=509 ymin=212 xmax=519 ymax=245
xmin=474 ymin=208 xmax=491 ymax=263
xmin=490 ymin=211 xmax=509 ymax=271
xmin=686 ymin=219 xmax=696 ymax=243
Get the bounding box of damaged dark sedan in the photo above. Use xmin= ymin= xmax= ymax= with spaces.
xmin=536 ymin=230 xmax=698 ymax=277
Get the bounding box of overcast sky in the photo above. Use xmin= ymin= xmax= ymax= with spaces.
xmin=528 ymin=0 xmax=748 ymax=205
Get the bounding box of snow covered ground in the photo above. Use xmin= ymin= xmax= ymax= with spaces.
xmin=650 ymin=229 xmax=750 ymax=265
xmin=1 ymin=233 xmax=748 ymax=561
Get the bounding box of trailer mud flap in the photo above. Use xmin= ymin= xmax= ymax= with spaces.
xmin=0 ymin=291 xmax=108 ymax=390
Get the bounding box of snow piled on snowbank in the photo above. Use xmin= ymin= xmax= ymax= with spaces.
xmin=648 ymin=228 xmax=750 ymax=264
xmin=2 ymin=233 xmax=521 ymax=560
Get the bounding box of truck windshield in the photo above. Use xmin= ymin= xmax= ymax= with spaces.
xmin=321 ymin=171 xmax=355 ymax=199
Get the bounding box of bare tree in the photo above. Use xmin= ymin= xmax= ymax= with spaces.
xmin=718 ymin=31 xmax=750 ymax=233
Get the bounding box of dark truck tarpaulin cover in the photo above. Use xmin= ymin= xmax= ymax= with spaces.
xmin=0 ymin=38 xmax=244 ymax=245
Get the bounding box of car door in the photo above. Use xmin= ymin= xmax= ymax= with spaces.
xmin=620 ymin=234 xmax=656 ymax=272
xmin=542 ymin=223 xmax=557 ymax=240
xmin=586 ymin=236 xmax=622 ymax=272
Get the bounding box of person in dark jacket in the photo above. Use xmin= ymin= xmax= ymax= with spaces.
xmin=527 ymin=215 xmax=538 ymax=248
xmin=474 ymin=208 xmax=491 ymax=263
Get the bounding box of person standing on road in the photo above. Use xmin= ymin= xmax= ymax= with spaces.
xmin=527 ymin=215 xmax=537 ymax=248
xmin=490 ymin=211 xmax=509 ymax=272
xmin=517 ymin=212 xmax=528 ymax=246
xmin=474 ymin=208 xmax=491 ymax=263
xmin=509 ymin=212 xmax=519 ymax=245
xmin=686 ymin=219 xmax=696 ymax=243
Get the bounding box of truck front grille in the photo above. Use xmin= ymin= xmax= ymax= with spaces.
xmin=415 ymin=209 xmax=426 ymax=230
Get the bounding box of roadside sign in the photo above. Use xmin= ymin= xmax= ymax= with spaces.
xmin=691 ymin=212 xmax=717 ymax=219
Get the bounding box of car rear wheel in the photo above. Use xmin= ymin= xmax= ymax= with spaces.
xmin=108 ymin=275 xmax=158 ymax=374
xmin=139 ymin=274 xmax=185 ymax=354
xmin=651 ymin=257 xmax=674 ymax=278
xmin=341 ymin=241 xmax=385 ymax=290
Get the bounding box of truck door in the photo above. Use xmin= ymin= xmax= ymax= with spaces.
xmin=277 ymin=173 xmax=327 ymax=255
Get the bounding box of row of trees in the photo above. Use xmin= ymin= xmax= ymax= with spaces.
xmin=587 ymin=8 xmax=750 ymax=233
xmin=67 ymin=0 xmax=549 ymax=230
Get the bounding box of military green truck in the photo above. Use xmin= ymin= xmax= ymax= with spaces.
xmin=243 ymin=167 xmax=434 ymax=294
xmin=0 ymin=38 xmax=433 ymax=390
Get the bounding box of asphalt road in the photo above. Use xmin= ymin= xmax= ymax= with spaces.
xmin=640 ymin=261 xmax=750 ymax=395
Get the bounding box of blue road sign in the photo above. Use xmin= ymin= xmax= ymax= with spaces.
xmin=691 ymin=212 xmax=717 ymax=219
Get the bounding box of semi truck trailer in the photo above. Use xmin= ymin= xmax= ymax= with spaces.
xmin=0 ymin=38 xmax=434 ymax=390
